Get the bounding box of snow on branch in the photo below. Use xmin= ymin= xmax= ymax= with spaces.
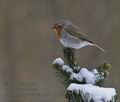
xmin=52 ymin=47 xmax=117 ymax=102
xmin=66 ymin=83 xmax=117 ymax=102
xmin=53 ymin=58 xmax=110 ymax=86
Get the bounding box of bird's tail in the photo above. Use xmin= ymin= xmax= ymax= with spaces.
xmin=93 ymin=44 xmax=106 ymax=52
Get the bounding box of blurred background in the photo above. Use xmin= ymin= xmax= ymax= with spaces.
xmin=0 ymin=0 xmax=119 ymax=102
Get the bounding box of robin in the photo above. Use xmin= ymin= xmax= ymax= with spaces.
xmin=51 ymin=20 xmax=105 ymax=52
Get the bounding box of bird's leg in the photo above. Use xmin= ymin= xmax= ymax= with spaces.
xmin=63 ymin=47 xmax=80 ymax=72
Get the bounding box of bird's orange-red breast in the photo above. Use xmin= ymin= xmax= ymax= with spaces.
xmin=51 ymin=20 xmax=105 ymax=52
xmin=51 ymin=23 xmax=62 ymax=40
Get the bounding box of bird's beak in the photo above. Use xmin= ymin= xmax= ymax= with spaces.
xmin=50 ymin=25 xmax=54 ymax=29
xmin=50 ymin=25 xmax=58 ymax=34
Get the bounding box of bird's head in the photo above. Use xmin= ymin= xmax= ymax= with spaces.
xmin=50 ymin=20 xmax=74 ymax=38
xmin=50 ymin=22 xmax=63 ymax=36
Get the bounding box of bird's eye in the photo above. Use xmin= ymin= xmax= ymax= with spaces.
xmin=58 ymin=25 xmax=62 ymax=28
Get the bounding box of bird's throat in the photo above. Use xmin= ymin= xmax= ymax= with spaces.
xmin=52 ymin=28 xmax=61 ymax=40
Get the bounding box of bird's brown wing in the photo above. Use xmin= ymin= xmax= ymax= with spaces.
xmin=65 ymin=29 xmax=94 ymax=44
xmin=75 ymin=32 xmax=94 ymax=44
xmin=64 ymin=28 xmax=105 ymax=52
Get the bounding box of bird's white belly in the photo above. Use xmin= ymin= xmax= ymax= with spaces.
xmin=60 ymin=37 xmax=93 ymax=49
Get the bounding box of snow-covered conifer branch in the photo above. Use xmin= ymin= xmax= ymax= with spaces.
xmin=52 ymin=47 xmax=117 ymax=102
xmin=66 ymin=84 xmax=117 ymax=102
xmin=52 ymin=58 xmax=111 ymax=86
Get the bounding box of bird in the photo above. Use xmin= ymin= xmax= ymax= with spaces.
xmin=51 ymin=20 xmax=105 ymax=52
